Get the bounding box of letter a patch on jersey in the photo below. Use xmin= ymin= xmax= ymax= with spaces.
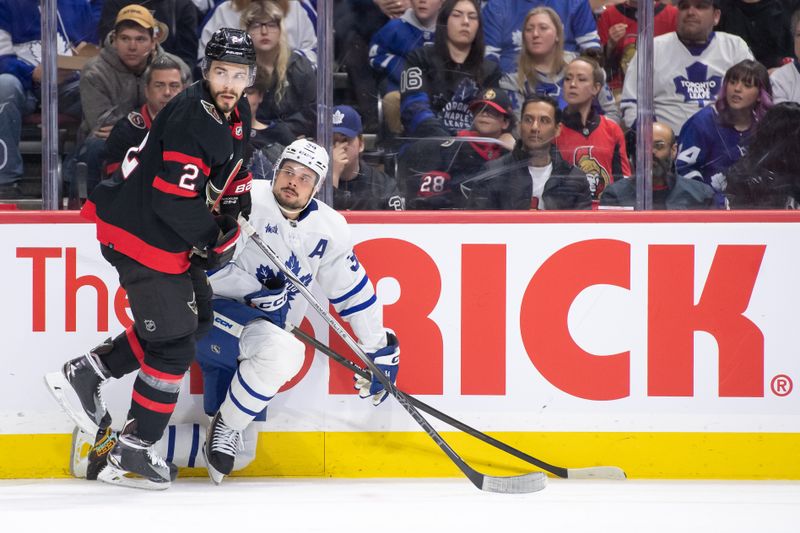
xmin=201 ymin=100 xmax=223 ymax=124
xmin=309 ymin=239 xmax=328 ymax=259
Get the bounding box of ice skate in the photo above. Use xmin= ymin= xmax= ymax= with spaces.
xmin=97 ymin=420 xmax=176 ymax=490
xmin=44 ymin=340 xmax=113 ymax=435
xmin=71 ymin=425 xmax=120 ymax=480
xmin=203 ymin=412 xmax=243 ymax=485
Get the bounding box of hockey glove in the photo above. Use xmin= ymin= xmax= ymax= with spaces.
xmin=219 ymin=171 xmax=253 ymax=220
xmin=190 ymin=215 xmax=240 ymax=270
xmin=244 ymin=277 xmax=289 ymax=329
xmin=354 ymin=331 xmax=400 ymax=406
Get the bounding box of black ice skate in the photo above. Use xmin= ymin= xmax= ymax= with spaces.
xmin=203 ymin=412 xmax=243 ymax=485
xmin=71 ymin=426 xmax=119 ymax=479
xmin=97 ymin=420 xmax=176 ymax=490
xmin=44 ymin=339 xmax=113 ymax=435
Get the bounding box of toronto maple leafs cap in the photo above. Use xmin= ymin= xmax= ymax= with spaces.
xmin=331 ymin=105 xmax=362 ymax=139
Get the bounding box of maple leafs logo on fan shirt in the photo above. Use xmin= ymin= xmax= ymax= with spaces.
xmin=673 ymin=62 xmax=722 ymax=107
xmin=255 ymin=252 xmax=312 ymax=305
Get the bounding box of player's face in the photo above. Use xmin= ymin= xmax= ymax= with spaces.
xmin=471 ymin=104 xmax=508 ymax=137
xmin=247 ymin=18 xmax=281 ymax=53
xmin=523 ymin=14 xmax=558 ymax=59
xmin=114 ymin=27 xmax=155 ymax=71
xmin=519 ymin=101 xmax=560 ymax=152
xmin=144 ymin=68 xmax=184 ymax=116
xmin=563 ymin=61 xmax=600 ymax=107
xmin=446 ymin=1 xmax=479 ymax=48
xmin=412 ymin=0 xmax=443 ymax=25
xmin=272 ymin=161 xmax=318 ymax=213
xmin=725 ymin=76 xmax=760 ymax=112
xmin=206 ymin=61 xmax=250 ymax=114
xmin=677 ymin=0 xmax=720 ymax=43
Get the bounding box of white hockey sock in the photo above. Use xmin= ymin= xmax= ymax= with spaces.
xmin=219 ymin=361 xmax=276 ymax=431
xmin=154 ymin=423 xmax=258 ymax=472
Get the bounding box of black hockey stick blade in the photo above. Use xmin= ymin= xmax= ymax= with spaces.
xmin=239 ymin=219 xmax=547 ymax=493
xmin=291 ymin=326 xmax=627 ymax=481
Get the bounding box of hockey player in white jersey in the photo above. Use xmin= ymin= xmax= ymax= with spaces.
xmin=71 ymin=139 xmax=400 ymax=484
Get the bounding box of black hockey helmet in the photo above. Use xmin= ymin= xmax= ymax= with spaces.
xmin=204 ymin=28 xmax=256 ymax=66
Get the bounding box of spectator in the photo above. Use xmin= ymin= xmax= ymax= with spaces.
xmin=103 ymin=56 xmax=190 ymax=179
xmin=726 ymin=101 xmax=800 ymax=208
xmin=400 ymin=87 xmax=515 ymax=209
xmin=400 ymin=0 xmax=501 ymax=138
xmin=200 ymin=0 xmax=317 ymax=65
xmin=597 ymin=1 xmax=678 ymax=94
xmin=369 ymin=0 xmax=443 ymax=134
xmin=99 ymin=0 xmax=199 ymax=69
xmin=465 ymin=94 xmax=591 ymax=210
xmin=715 ymin=0 xmax=793 ymax=70
xmin=508 ymin=7 xmax=619 ymax=121
xmin=600 ymin=121 xmax=678 ymax=209
xmin=483 ymin=0 xmax=601 ymax=77
xmin=76 ymin=5 xmax=192 ymax=195
xmin=770 ymin=9 xmax=800 ymax=104
xmin=620 ymin=0 xmax=753 ymax=136
xmin=242 ymin=0 xmax=316 ymax=142
xmin=335 ymin=0 xmax=410 ymax=132
xmin=556 ymin=57 xmax=631 ymax=201
xmin=0 ymin=0 xmax=101 ymax=199
xmin=676 ymin=59 xmax=773 ymax=206
xmin=331 ymin=105 xmax=404 ymax=210
xmin=243 ymin=83 xmax=285 ymax=180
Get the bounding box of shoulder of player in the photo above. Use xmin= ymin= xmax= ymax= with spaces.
xmin=164 ymin=82 xmax=230 ymax=129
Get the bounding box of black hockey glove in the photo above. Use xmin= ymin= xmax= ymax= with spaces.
xmin=219 ymin=171 xmax=253 ymax=220
xmin=190 ymin=215 xmax=240 ymax=270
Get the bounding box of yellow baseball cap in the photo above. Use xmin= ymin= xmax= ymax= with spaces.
xmin=115 ymin=4 xmax=169 ymax=43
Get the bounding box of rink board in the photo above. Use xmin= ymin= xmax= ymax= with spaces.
xmin=1 ymin=211 xmax=799 ymax=479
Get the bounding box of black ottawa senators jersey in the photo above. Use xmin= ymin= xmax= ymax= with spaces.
xmin=82 ymin=80 xmax=252 ymax=274
xmin=103 ymin=104 xmax=154 ymax=178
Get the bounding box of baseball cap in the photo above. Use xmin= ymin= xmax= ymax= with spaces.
xmin=115 ymin=4 xmax=169 ymax=43
xmin=468 ymin=88 xmax=512 ymax=116
xmin=331 ymin=105 xmax=363 ymax=139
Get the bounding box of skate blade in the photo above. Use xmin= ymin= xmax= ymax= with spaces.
xmin=69 ymin=426 xmax=91 ymax=479
xmin=43 ymin=372 xmax=99 ymax=435
xmin=203 ymin=444 xmax=225 ymax=485
xmin=97 ymin=463 xmax=171 ymax=491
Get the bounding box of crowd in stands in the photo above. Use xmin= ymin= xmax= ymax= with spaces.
xmin=1 ymin=0 xmax=799 ymax=210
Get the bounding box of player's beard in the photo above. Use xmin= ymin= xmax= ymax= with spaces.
xmin=273 ymin=183 xmax=313 ymax=213
xmin=211 ymin=88 xmax=241 ymax=114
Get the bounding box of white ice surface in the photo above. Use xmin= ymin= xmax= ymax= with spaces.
xmin=1 ymin=478 xmax=798 ymax=532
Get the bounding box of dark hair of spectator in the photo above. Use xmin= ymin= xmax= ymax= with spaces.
xmin=521 ymin=94 xmax=563 ymax=125
xmin=144 ymin=56 xmax=189 ymax=86
xmin=434 ymin=0 xmax=486 ymax=81
xmin=115 ymin=20 xmax=154 ymax=39
xmin=714 ymin=60 xmax=773 ymax=126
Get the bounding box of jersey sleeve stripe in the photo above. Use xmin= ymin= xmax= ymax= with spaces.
xmin=330 ymin=274 xmax=369 ymax=304
xmin=105 ymin=161 xmax=120 ymax=177
xmin=163 ymin=150 xmax=211 ymax=176
xmin=153 ymin=175 xmax=200 ymax=198
xmin=338 ymin=294 xmax=377 ymax=317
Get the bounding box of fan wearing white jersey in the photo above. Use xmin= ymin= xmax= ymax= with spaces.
xmin=201 ymin=139 xmax=400 ymax=484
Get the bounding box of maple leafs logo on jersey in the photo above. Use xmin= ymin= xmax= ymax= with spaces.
xmin=255 ymin=252 xmax=312 ymax=305
xmin=673 ymin=62 xmax=722 ymax=107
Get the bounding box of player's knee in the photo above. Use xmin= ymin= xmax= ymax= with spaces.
xmin=248 ymin=327 xmax=304 ymax=384
xmin=145 ymin=334 xmax=196 ymax=375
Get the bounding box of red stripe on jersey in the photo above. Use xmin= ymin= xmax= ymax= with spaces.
xmin=80 ymin=199 xmax=97 ymax=222
xmin=163 ymin=151 xmax=211 ymax=176
xmin=152 ymin=176 xmax=200 ymax=198
xmin=105 ymin=162 xmax=120 ymax=177
xmin=94 ymin=217 xmax=190 ymax=274
xmin=132 ymin=390 xmax=176 ymax=414
xmin=126 ymin=326 xmax=145 ymax=364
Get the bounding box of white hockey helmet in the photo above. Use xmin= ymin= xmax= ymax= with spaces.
xmin=275 ymin=139 xmax=330 ymax=189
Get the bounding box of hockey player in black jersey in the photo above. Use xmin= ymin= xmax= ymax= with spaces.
xmin=44 ymin=28 xmax=258 ymax=490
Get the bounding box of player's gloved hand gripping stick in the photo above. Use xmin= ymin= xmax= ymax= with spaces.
xmin=238 ymin=217 xmax=547 ymax=493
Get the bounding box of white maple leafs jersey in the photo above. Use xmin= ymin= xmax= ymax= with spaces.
xmin=209 ymin=180 xmax=387 ymax=353
xmin=620 ymin=32 xmax=753 ymax=135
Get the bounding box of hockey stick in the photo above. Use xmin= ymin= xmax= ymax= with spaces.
xmin=291 ymin=326 xmax=626 ymax=481
xmin=239 ymin=218 xmax=546 ymax=493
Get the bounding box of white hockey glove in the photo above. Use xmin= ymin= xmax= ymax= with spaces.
xmin=354 ymin=331 xmax=400 ymax=406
